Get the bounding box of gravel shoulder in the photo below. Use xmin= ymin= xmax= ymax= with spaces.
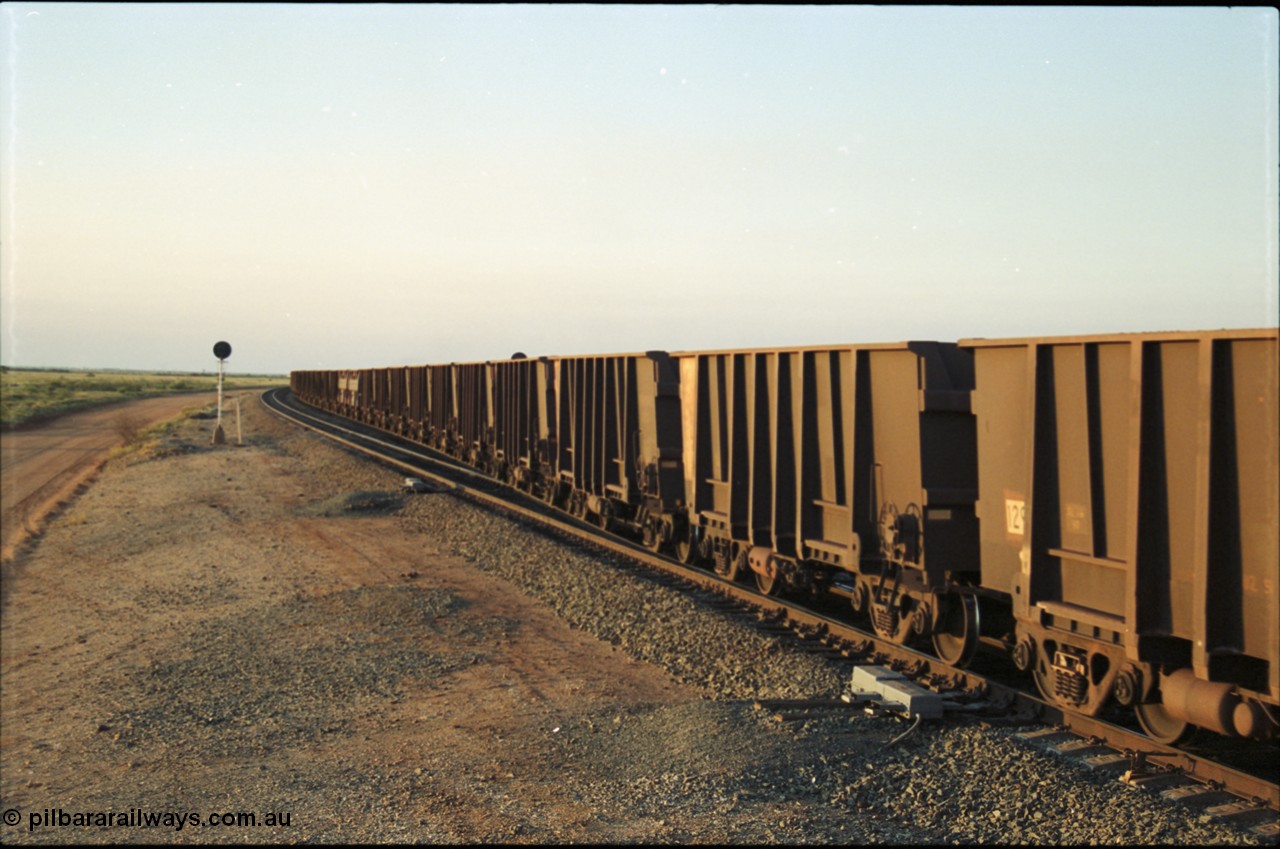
xmin=0 ymin=394 xmax=1265 ymax=844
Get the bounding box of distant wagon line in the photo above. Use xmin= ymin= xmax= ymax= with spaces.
xmin=291 ymin=328 xmax=1279 ymax=746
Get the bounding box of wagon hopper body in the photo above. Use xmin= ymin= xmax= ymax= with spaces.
xmin=671 ymin=341 xmax=982 ymax=663
xmin=546 ymin=351 xmax=686 ymax=547
xmin=486 ymin=357 xmax=557 ymax=496
xmin=423 ymin=364 xmax=455 ymax=454
xmin=961 ymin=328 xmax=1279 ymax=743
xmin=290 ymin=370 xmax=337 ymax=412
xmin=449 ymin=363 xmax=491 ymax=469
xmin=400 ymin=366 xmax=428 ymax=441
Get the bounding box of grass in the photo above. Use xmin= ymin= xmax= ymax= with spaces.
xmin=0 ymin=367 xmax=287 ymax=430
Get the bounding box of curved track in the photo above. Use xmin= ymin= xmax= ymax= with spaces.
xmin=262 ymin=387 xmax=1279 ymax=823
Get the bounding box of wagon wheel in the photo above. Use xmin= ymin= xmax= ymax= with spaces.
xmin=642 ymin=521 xmax=666 ymax=554
xmin=569 ymin=492 xmax=588 ymax=520
xmin=931 ymin=593 xmax=980 ymax=668
xmin=1031 ymin=659 xmax=1057 ymax=704
xmin=849 ymin=582 xmax=870 ymax=617
xmin=753 ymin=561 xmax=780 ymax=596
xmin=541 ymin=480 xmax=560 ymax=508
xmin=1135 ymin=701 xmax=1192 ymax=745
xmin=675 ymin=528 xmax=701 ymax=565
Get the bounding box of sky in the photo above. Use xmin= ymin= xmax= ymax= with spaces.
xmin=1 ymin=4 xmax=1276 ymax=375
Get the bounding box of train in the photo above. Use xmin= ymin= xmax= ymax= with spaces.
xmin=291 ymin=328 xmax=1279 ymax=745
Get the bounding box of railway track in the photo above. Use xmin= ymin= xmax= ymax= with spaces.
xmin=261 ymin=387 xmax=1278 ymax=835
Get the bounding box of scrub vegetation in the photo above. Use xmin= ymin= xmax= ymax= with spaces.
xmin=0 ymin=366 xmax=286 ymax=429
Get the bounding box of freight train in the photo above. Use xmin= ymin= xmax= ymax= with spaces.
xmin=291 ymin=328 xmax=1279 ymax=745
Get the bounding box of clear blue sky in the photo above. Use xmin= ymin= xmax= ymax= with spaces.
xmin=2 ymin=4 xmax=1276 ymax=374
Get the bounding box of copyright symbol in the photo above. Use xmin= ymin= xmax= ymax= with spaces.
xmin=2 ymin=809 xmax=20 ymax=826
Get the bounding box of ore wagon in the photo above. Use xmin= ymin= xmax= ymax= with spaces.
xmin=961 ymin=328 xmax=1279 ymax=742
xmin=671 ymin=342 xmax=984 ymax=664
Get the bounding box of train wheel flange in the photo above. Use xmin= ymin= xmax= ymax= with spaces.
xmin=1032 ymin=661 xmax=1057 ymax=705
xmin=931 ymin=593 xmax=979 ymax=668
xmin=754 ymin=557 xmax=780 ymax=596
xmin=643 ymin=521 xmax=665 ymax=553
xmin=596 ymin=501 xmax=615 ymax=532
xmin=675 ymin=531 xmax=700 ymax=565
xmin=1135 ymin=701 xmax=1192 ymax=745
xmin=849 ymin=582 xmax=869 ymax=616
xmin=912 ymin=601 xmax=932 ymax=639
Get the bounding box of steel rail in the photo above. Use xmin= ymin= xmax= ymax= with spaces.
xmin=260 ymin=388 xmax=1279 ymax=814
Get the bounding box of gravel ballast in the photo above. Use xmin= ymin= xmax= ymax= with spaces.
xmin=396 ymin=488 xmax=1270 ymax=846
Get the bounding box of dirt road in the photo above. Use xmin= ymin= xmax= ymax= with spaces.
xmin=0 ymin=394 xmax=217 ymax=562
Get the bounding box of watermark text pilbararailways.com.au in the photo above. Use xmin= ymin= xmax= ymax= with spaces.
xmin=3 ymin=807 xmax=293 ymax=832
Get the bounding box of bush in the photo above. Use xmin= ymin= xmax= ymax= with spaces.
xmin=114 ymin=412 xmax=145 ymax=444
